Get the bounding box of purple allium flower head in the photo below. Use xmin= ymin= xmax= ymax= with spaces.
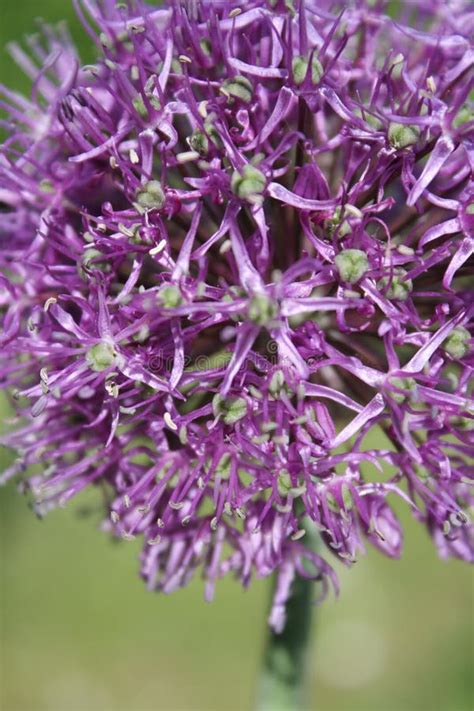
xmin=1 ymin=0 xmax=473 ymax=631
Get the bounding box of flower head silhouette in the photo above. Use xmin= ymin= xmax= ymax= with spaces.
xmin=1 ymin=0 xmax=473 ymax=635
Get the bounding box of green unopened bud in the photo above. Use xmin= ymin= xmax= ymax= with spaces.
xmin=231 ymin=164 xmax=266 ymax=204
xmin=86 ymin=341 xmax=117 ymax=372
xmin=212 ymin=394 xmax=247 ymax=424
xmin=335 ymin=249 xmax=369 ymax=284
xmin=136 ymin=180 xmax=165 ymax=211
xmin=443 ymin=327 xmax=471 ymax=359
xmin=379 ymin=269 xmax=413 ymax=301
xmin=292 ymin=54 xmax=323 ymax=85
xmin=388 ymin=122 xmax=420 ymax=149
xmin=187 ymin=129 xmax=209 ymax=155
xmin=157 ymin=284 xmax=183 ymax=308
xmin=466 ymin=203 xmax=474 ymax=215
xmin=221 ymin=75 xmax=253 ymax=103
xmin=248 ymin=293 xmax=278 ymax=326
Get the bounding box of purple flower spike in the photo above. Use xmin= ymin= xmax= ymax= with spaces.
xmin=1 ymin=0 xmax=473 ymax=631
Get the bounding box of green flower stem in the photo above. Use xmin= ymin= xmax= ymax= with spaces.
xmin=256 ymin=573 xmax=315 ymax=711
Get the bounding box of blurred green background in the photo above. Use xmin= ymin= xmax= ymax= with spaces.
xmin=0 ymin=3 xmax=473 ymax=710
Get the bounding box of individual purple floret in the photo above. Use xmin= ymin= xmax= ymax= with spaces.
xmin=0 ymin=1 xmax=473 ymax=632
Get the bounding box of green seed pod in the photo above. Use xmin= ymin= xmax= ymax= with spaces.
xmin=78 ymin=248 xmax=111 ymax=280
xmin=132 ymin=325 xmax=150 ymax=344
xmin=212 ymin=394 xmax=248 ymax=425
xmin=187 ymin=129 xmax=209 ymax=156
xmin=341 ymin=484 xmax=353 ymax=511
xmin=221 ymin=75 xmax=253 ymax=103
xmin=311 ymin=56 xmax=324 ymax=84
xmin=269 ymin=369 xmax=286 ymax=397
xmin=215 ymin=453 xmax=232 ymax=479
xmin=39 ymin=179 xmax=54 ymax=193
xmin=450 ymin=416 xmax=474 ymax=432
xmin=99 ymin=32 xmax=113 ymax=49
xmin=453 ymin=105 xmax=474 ymax=129
xmin=325 ymin=206 xmax=353 ymax=237
xmin=231 ymin=164 xmax=266 ymax=203
xmin=388 ymin=376 xmax=417 ymax=403
xmin=379 ymin=269 xmax=413 ymax=301
xmin=292 ymin=54 xmax=323 ymax=85
xmin=86 ymin=342 xmax=117 ymax=372
xmin=157 ymin=285 xmax=183 ymax=308
xmin=388 ymin=122 xmax=420 ymax=149
xmin=443 ymin=327 xmax=471 ymax=359
xmin=326 ymin=492 xmax=340 ymax=513
xmin=250 ymin=153 xmax=265 ymax=167
xmin=199 ymin=38 xmax=212 ymax=57
xmin=292 ymin=56 xmax=308 ymax=85
xmin=248 ymin=293 xmax=278 ymax=326
xmin=354 ymin=107 xmax=383 ymax=130
xmin=365 ymin=113 xmax=383 ymax=130
xmin=390 ymin=53 xmax=404 ymax=80
xmin=132 ymin=95 xmax=148 ymax=119
xmin=335 ymin=249 xmax=370 ymax=284
xmin=277 ymin=470 xmax=292 ymax=497
xmin=135 ymin=180 xmax=165 ymax=210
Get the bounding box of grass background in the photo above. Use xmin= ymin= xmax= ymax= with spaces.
xmin=0 ymin=2 xmax=473 ymax=710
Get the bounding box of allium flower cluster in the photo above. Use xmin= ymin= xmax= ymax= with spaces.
xmin=1 ymin=0 xmax=473 ymax=630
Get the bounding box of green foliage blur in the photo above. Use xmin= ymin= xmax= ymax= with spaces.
xmin=0 ymin=3 xmax=472 ymax=710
